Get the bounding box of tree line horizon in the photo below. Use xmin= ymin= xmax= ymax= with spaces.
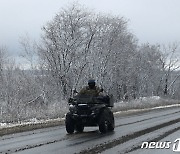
xmin=0 ymin=3 xmax=179 ymax=122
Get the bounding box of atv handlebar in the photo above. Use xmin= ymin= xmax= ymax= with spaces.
xmin=68 ymin=95 xmax=113 ymax=107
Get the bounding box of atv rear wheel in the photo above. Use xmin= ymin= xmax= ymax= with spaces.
xmin=108 ymin=111 xmax=115 ymax=131
xmin=65 ymin=113 xmax=75 ymax=134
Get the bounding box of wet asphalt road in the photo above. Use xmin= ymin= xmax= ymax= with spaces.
xmin=0 ymin=107 xmax=180 ymax=154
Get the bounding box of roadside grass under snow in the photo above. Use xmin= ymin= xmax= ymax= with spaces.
xmin=113 ymin=96 xmax=180 ymax=112
xmin=0 ymin=96 xmax=179 ymax=136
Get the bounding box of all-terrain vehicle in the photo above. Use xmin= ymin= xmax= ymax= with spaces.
xmin=65 ymin=94 xmax=115 ymax=134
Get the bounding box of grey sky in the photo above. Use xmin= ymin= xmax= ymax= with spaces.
xmin=0 ymin=0 xmax=180 ymax=57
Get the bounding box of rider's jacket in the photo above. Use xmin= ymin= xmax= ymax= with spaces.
xmin=78 ymin=86 xmax=101 ymax=97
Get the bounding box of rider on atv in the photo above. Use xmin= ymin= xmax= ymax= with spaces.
xmin=78 ymin=79 xmax=103 ymax=97
xmin=66 ymin=79 xmax=114 ymax=134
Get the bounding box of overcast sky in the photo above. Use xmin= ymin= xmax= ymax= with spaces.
xmin=0 ymin=0 xmax=180 ymax=57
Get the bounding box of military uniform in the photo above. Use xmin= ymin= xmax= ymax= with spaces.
xmin=78 ymin=86 xmax=101 ymax=97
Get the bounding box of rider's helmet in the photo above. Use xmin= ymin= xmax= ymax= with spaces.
xmin=88 ymin=79 xmax=96 ymax=89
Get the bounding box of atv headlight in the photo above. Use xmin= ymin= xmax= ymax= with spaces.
xmin=69 ymin=105 xmax=77 ymax=113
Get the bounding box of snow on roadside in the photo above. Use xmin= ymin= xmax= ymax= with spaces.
xmin=0 ymin=117 xmax=65 ymax=129
xmin=113 ymin=96 xmax=180 ymax=112
xmin=0 ymin=96 xmax=179 ymax=130
xmin=114 ymin=103 xmax=180 ymax=115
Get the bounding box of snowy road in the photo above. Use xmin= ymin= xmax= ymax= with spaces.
xmin=0 ymin=107 xmax=180 ymax=154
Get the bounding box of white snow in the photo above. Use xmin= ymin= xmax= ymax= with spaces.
xmin=114 ymin=96 xmax=179 ymax=111
xmin=0 ymin=117 xmax=65 ymax=129
xmin=0 ymin=96 xmax=179 ymax=129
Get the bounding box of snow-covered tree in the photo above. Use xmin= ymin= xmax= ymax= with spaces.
xmin=160 ymin=43 xmax=180 ymax=97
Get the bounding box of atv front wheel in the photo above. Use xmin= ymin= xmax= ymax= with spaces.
xmin=65 ymin=113 xmax=75 ymax=134
xmin=99 ymin=110 xmax=108 ymax=133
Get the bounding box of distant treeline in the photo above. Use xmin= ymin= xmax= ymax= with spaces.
xmin=0 ymin=3 xmax=180 ymax=122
